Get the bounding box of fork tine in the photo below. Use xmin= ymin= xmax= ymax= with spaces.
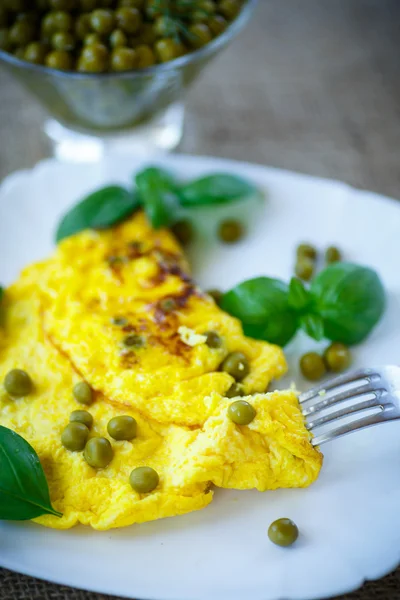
xmin=302 ymin=382 xmax=385 ymax=417
xmin=311 ymin=411 xmax=392 ymax=446
xmin=306 ymin=398 xmax=383 ymax=430
xmin=299 ymin=367 xmax=379 ymax=404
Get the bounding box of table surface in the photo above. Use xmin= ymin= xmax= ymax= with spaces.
xmin=0 ymin=0 xmax=400 ymax=598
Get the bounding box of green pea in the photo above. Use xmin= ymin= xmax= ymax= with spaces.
xmin=122 ymin=334 xmax=144 ymax=348
xmin=170 ymin=220 xmax=193 ymax=245
xmin=4 ymin=369 xmax=33 ymax=398
xmin=111 ymin=316 xmax=128 ymax=326
xmin=8 ymin=20 xmax=35 ymax=46
xmin=154 ymin=15 xmax=177 ymax=38
xmin=61 ymin=422 xmax=89 ymax=452
xmin=115 ymin=7 xmax=142 ymax=34
xmin=208 ymin=15 xmax=227 ymax=35
xmin=75 ymin=14 xmax=91 ymax=40
xmin=159 ymin=298 xmax=177 ymax=313
xmin=69 ymin=410 xmax=93 ymax=429
xmin=84 ymin=437 xmax=113 ymax=468
xmin=135 ymin=44 xmax=156 ymax=68
xmin=90 ymin=9 xmax=115 ymax=35
xmin=299 ymin=352 xmax=326 ymax=381
xmin=204 ymin=331 xmax=223 ymax=349
xmin=107 ymin=415 xmax=137 ymax=441
xmin=187 ymin=23 xmax=212 ymax=48
xmin=220 ymin=352 xmax=250 ymax=381
xmin=130 ymin=466 xmax=159 ymax=493
xmin=218 ymin=220 xmax=244 ymax=244
xmin=325 ymin=246 xmax=342 ymax=264
xmin=77 ymin=43 xmax=109 ymax=72
xmin=268 ymin=518 xmax=299 ymax=547
xmin=24 ymin=42 xmax=47 ymax=64
xmin=227 ymin=400 xmax=256 ymax=425
xmin=218 ymin=0 xmax=241 ymax=19
xmin=154 ymin=38 xmax=184 ymax=63
xmin=109 ymin=29 xmax=128 ymax=48
xmin=42 ymin=10 xmax=73 ymax=35
xmin=295 ymin=257 xmax=314 ymax=282
xmin=111 ymin=46 xmax=137 ymax=71
xmin=73 ymin=381 xmax=94 ymax=406
xmin=45 ymin=49 xmax=73 ymax=70
xmin=323 ymin=342 xmax=351 ymax=373
xmin=51 ymin=31 xmax=75 ymax=50
xmin=296 ymin=243 xmax=317 ymax=260
xmin=225 ymin=382 xmax=244 ymax=398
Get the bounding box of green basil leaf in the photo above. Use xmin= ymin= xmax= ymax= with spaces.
xmin=311 ymin=262 xmax=386 ymax=345
xmin=0 ymin=426 xmax=62 ymax=521
xmin=0 ymin=286 xmax=3 ymax=302
xmin=288 ymin=277 xmax=311 ymax=311
xmin=300 ymin=314 xmax=324 ymax=341
xmin=179 ymin=174 xmax=257 ymax=206
xmin=243 ymin=314 xmax=298 ymax=347
xmin=221 ymin=277 xmax=298 ymax=346
xmin=56 ymin=185 xmax=139 ymax=242
xmin=221 ymin=277 xmax=289 ymax=324
xmin=136 ymin=167 xmax=180 ymax=229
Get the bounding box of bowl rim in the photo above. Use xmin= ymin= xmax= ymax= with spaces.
xmin=0 ymin=0 xmax=258 ymax=80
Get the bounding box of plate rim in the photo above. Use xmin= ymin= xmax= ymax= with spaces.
xmin=1 ymin=153 xmax=400 ymax=600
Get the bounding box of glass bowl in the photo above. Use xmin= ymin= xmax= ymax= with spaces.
xmin=0 ymin=0 xmax=258 ymax=161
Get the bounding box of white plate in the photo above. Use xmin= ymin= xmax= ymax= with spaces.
xmin=1 ymin=155 xmax=400 ymax=600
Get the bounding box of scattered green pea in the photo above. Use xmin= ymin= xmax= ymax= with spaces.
xmin=69 ymin=410 xmax=93 ymax=429
xmin=227 ymin=400 xmax=256 ymax=425
xmin=220 ymin=352 xmax=250 ymax=381
xmin=4 ymin=369 xmax=33 ymax=398
xmin=325 ymin=246 xmax=342 ymax=264
xmin=299 ymin=352 xmax=326 ymax=381
xmin=107 ymin=415 xmax=137 ymax=441
xmin=323 ymin=342 xmax=351 ymax=373
xmin=268 ymin=518 xmax=299 ymax=547
xmin=295 ymin=257 xmax=314 ymax=281
xmin=61 ymin=422 xmax=89 ymax=452
xmin=84 ymin=437 xmax=113 ymax=468
xmin=130 ymin=466 xmax=159 ymax=493
xmin=73 ymin=381 xmax=94 ymax=406
xmin=204 ymin=331 xmax=223 ymax=349
xmin=218 ymin=220 xmax=244 ymax=244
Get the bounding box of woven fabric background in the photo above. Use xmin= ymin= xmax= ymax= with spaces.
xmin=0 ymin=0 xmax=399 ymax=598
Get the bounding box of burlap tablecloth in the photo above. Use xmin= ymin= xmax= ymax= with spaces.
xmin=0 ymin=0 xmax=399 ymax=598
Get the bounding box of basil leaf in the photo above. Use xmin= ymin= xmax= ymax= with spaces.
xmin=243 ymin=314 xmax=298 ymax=347
xmin=311 ymin=262 xmax=386 ymax=345
xmin=56 ymin=185 xmax=139 ymax=242
xmin=221 ymin=277 xmax=298 ymax=346
xmin=136 ymin=167 xmax=180 ymax=229
xmin=0 ymin=426 xmax=62 ymax=521
xmin=179 ymin=174 xmax=257 ymax=206
xmin=288 ymin=277 xmax=311 ymax=311
xmin=0 ymin=286 xmax=3 ymax=302
xmin=300 ymin=314 xmax=324 ymax=341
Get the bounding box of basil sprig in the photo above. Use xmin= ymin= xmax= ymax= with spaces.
xmin=178 ymin=173 xmax=257 ymax=207
xmin=55 ymin=167 xmax=259 ymax=240
xmin=221 ymin=263 xmax=386 ymax=347
xmin=0 ymin=426 xmax=62 ymax=521
xmin=56 ymin=185 xmax=140 ymax=242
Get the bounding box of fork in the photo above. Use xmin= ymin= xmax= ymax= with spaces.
xmin=299 ymin=366 xmax=400 ymax=446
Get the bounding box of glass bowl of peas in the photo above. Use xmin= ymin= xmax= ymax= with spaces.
xmin=0 ymin=0 xmax=257 ymax=161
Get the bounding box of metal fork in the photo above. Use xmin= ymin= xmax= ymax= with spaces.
xmin=299 ymin=366 xmax=400 ymax=446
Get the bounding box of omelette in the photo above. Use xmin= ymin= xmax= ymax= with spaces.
xmin=0 ymin=212 xmax=323 ymax=530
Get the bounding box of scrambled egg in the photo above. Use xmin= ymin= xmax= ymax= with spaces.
xmin=0 ymin=212 xmax=323 ymax=530
xmin=33 ymin=212 xmax=287 ymax=426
